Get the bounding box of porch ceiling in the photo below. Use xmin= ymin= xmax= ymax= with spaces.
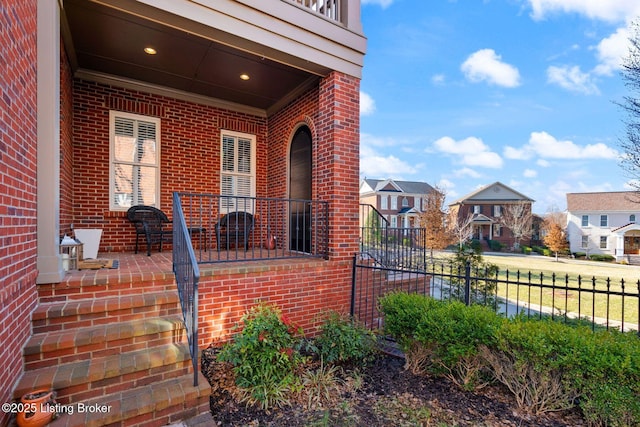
xmin=62 ymin=0 xmax=318 ymax=112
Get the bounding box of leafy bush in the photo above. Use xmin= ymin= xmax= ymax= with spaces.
xmin=573 ymin=252 xmax=586 ymax=259
xmin=416 ymin=301 xmax=502 ymax=390
xmin=378 ymin=292 xmax=439 ymax=349
xmin=315 ymin=311 xmax=377 ymax=364
xmin=563 ymin=329 xmax=640 ymax=426
xmin=488 ymin=240 xmax=503 ymax=251
xmin=480 ymin=317 xmax=580 ymax=414
xmin=521 ymin=246 xmax=532 ymax=254
xmin=218 ymin=303 xmax=305 ymax=409
xmin=588 ymin=254 xmax=615 ymax=262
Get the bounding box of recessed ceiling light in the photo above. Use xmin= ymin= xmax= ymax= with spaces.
xmin=144 ymin=47 xmax=157 ymax=55
xmin=240 ymin=73 xmax=250 ymax=81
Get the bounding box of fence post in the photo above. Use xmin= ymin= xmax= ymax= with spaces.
xmin=350 ymin=253 xmax=357 ymax=316
xmin=464 ymin=261 xmax=471 ymax=306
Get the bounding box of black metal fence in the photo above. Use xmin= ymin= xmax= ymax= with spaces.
xmin=172 ymin=192 xmax=200 ymax=386
xmin=355 ymin=205 xmax=640 ymax=334
xmin=351 ymin=253 xmax=640 ymax=335
xmin=176 ymin=192 xmax=329 ymax=263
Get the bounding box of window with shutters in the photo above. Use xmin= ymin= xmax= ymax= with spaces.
xmin=221 ymin=130 xmax=256 ymax=212
xmin=109 ymin=111 xmax=160 ymax=211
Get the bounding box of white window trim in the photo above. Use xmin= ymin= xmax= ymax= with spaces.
xmin=109 ymin=111 xmax=161 ymax=211
xmin=599 ymin=236 xmax=608 ymax=249
xmin=391 ymin=196 xmax=398 ymax=210
xmin=581 ymin=215 xmax=589 ymax=227
xmin=220 ymin=129 xmax=256 ymax=212
xmin=600 ymin=215 xmax=608 ymax=228
xmin=380 ymin=195 xmax=388 ymax=210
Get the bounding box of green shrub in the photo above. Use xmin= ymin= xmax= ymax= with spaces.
xmin=521 ymin=246 xmax=532 ymax=254
xmin=416 ymin=301 xmax=502 ymax=390
xmin=378 ymin=292 xmax=439 ymax=350
xmin=574 ymin=252 xmax=586 ymax=259
xmin=218 ymin=303 xmax=305 ymax=409
xmin=481 ymin=317 xmax=580 ymax=414
xmin=588 ymin=254 xmax=615 ymax=262
xmin=488 ymin=240 xmax=503 ymax=251
xmin=564 ymin=329 xmax=640 ymax=426
xmin=315 ymin=311 xmax=377 ymax=364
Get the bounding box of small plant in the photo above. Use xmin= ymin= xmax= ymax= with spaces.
xmin=218 ymin=303 xmax=305 ymax=410
xmin=301 ymin=358 xmax=342 ymax=409
xmin=315 ymin=311 xmax=377 ymax=364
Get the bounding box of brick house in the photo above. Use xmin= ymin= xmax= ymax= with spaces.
xmin=448 ymin=182 xmax=535 ymax=250
xmin=359 ymin=178 xmax=436 ymax=228
xmin=1 ymin=1 xmax=365 ymax=425
xmin=566 ymin=191 xmax=640 ymax=262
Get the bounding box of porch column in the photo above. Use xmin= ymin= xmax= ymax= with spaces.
xmin=615 ymin=233 xmax=625 ymax=262
xmin=316 ymin=71 xmax=360 ymax=261
xmin=36 ymin=0 xmax=64 ymax=283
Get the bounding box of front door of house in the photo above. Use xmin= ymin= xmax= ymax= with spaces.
xmin=289 ymin=126 xmax=312 ymax=253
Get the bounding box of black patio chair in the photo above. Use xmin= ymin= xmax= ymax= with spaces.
xmin=216 ymin=211 xmax=254 ymax=251
xmin=126 ymin=205 xmax=172 ymax=256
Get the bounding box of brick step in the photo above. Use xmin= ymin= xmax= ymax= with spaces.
xmin=14 ymin=342 xmax=193 ymax=405
xmin=24 ymin=316 xmax=186 ymax=370
xmin=37 ymin=273 xmax=177 ymax=303
xmin=47 ymin=372 xmax=210 ymax=427
xmin=31 ymin=291 xmax=181 ymax=334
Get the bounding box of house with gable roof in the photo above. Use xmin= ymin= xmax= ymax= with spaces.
xmin=360 ymin=178 xmax=436 ymax=229
xmin=448 ymin=182 xmax=535 ymax=250
xmin=566 ymin=191 xmax=640 ymax=262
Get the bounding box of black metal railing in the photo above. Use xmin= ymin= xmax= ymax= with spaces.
xmin=172 ymin=193 xmax=200 ymax=386
xmin=352 ymin=254 xmax=640 ymax=335
xmin=359 ymin=203 xmax=427 ymax=270
xmin=176 ymin=193 xmax=329 ymax=263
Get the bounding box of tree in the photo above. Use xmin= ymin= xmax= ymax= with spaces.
xmin=449 ymin=211 xmax=475 ymax=250
xmin=543 ymin=212 xmax=568 ymax=261
xmin=497 ymin=202 xmax=532 ymax=250
xmin=619 ymin=20 xmax=640 ymax=195
xmin=418 ymin=186 xmax=452 ymax=258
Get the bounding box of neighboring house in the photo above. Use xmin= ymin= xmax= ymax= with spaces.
xmin=566 ymin=191 xmax=640 ymax=262
xmin=359 ymin=178 xmax=436 ymax=228
xmin=448 ymin=182 xmax=535 ymax=249
xmin=2 ymin=1 xmax=365 ymax=425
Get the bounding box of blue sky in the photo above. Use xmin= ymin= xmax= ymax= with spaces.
xmin=358 ymin=0 xmax=640 ymax=213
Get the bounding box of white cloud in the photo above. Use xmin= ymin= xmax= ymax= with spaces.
xmin=431 ymin=74 xmax=446 ymax=85
xmin=523 ymin=169 xmax=538 ymax=178
xmin=361 ymin=0 xmax=394 ymax=8
xmin=546 ymin=65 xmax=600 ymax=95
xmin=537 ymin=159 xmax=551 ymax=167
xmin=461 ymin=49 xmax=521 ymax=88
xmin=360 ymin=91 xmax=376 ymax=116
xmin=505 ymin=131 xmax=619 ymax=160
xmin=593 ymin=27 xmax=630 ymax=76
xmin=360 ymin=134 xmax=417 ymax=177
xmin=525 ymin=0 xmax=640 ymax=24
xmin=454 ymin=167 xmax=482 ymax=178
xmin=433 ymin=136 xmax=503 ymax=168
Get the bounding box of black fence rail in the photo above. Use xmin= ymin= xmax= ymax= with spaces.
xmin=352 ymin=253 xmax=640 ymax=335
xmin=172 ymin=192 xmax=200 ymax=386
xmin=175 ymin=193 xmax=329 ymax=263
xmin=359 ymin=203 xmax=427 ymax=270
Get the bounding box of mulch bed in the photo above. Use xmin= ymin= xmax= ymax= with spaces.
xmin=200 ymin=347 xmax=586 ymax=426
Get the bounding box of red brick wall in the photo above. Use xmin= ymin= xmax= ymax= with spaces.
xmin=0 ymin=1 xmax=39 ymax=424
xmin=197 ymin=259 xmax=352 ymax=348
xmin=316 ymin=72 xmax=361 ymax=261
xmin=72 ymin=80 xmax=267 ymax=252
